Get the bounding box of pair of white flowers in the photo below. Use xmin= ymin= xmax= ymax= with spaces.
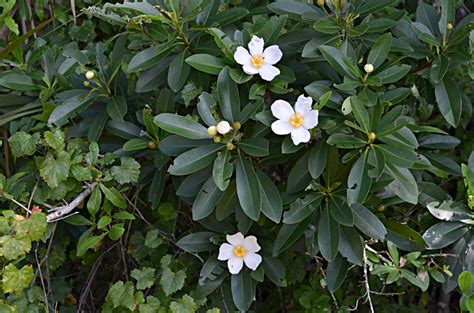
xmin=234 ymin=36 xmax=319 ymax=145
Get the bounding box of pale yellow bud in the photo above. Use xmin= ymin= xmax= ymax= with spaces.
xmin=207 ymin=126 xmax=217 ymax=136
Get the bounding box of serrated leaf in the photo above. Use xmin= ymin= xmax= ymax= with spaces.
xmin=111 ymin=157 xmax=141 ymax=184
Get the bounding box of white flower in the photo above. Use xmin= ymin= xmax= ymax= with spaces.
xmin=216 ymin=121 xmax=232 ymax=135
xmin=270 ymin=95 xmax=319 ymax=145
xmin=217 ymin=232 xmax=262 ymax=275
xmin=364 ymin=63 xmax=374 ymax=73
xmin=233 ymin=35 xmax=282 ymax=81
xmin=85 ymin=70 xmax=95 ymax=80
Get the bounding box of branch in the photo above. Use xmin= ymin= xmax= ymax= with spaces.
xmin=46 ymin=183 xmax=97 ymax=222
xmin=363 ymin=247 xmax=375 ymax=313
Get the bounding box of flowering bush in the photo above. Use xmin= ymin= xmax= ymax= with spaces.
xmin=0 ymin=0 xmax=473 ymax=311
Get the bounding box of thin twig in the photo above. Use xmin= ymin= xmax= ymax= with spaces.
xmin=34 ymin=242 xmax=49 ymax=312
xmin=10 ymin=198 xmax=32 ymax=214
xmin=363 ymin=248 xmax=375 ymax=313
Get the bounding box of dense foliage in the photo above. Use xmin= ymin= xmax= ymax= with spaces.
xmin=0 ymin=0 xmax=474 ymax=312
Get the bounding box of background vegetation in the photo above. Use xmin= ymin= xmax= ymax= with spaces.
xmin=0 ymin=0 xmax=473 ymax=312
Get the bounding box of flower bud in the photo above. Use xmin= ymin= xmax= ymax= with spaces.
xmin=368 ymin=132 xmax=376 ymax=142
xmin=232 ymin=122 xmax=241 ymax=130
xmin=214 ymin=136 xmax=221 ymax=143
xmin=226 ymin=142 xmax=235 ymax=150
xmin=148 ymin=141 xmax=156 ymax=150
xmin=207 ymin=125 xmax=217 ymax=136
xmin=216 ymin=121 xmax=232 ymax=135
xmin=447 ymin=23 xmax=453 ymax=30
xmin=364 ymin=63 xmax=374 ymax=73
xmin=411 ymin=84 xmax=420 ymax=99
xmin=83 ymin=81 xmax=90 ymax=87
xmin=86 ymin=71 xmax=95 ymax=80
xmin=317 ymin=0 xmax=325 ymax=6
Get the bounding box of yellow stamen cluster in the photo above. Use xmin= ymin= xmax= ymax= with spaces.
xmin=250 ymin=55 xmax=265 ymax=68
xmin=233 ymin=245 xmax=247 ymax=258
xmin=290 ymin=113 xmax=304 ymax=128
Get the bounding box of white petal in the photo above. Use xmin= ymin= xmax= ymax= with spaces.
xmin=244 ymin=252 xmax=262 ymax=271
xmin=226 ymin=232 xmax=244 ymax=246
xmin=271 ymin=120 xmax=293 ymax=135
xmin=242 ymin=63 xmax=259 ymax=75
xmin=291 ymin=127 xmax=311 ymax=145
xmin=218 ymin=243 xmax=234 ymax=261
xmin=258 ymin=64 xmax=280 ymax=81
xmin=263 ymin=45 xmax=283 ymax=65
xmin=248 ymin=35 xmax=264 ymax=56
xmin=295 ymin=95 xmax=313 ymax=115
xmin=303 ymin=110 xmax=319 ymax=129
xmin=270 ymin=100 xmax=294 ymax=120
xmin=228 ymin=257 xmax=244 ymax=274
xmin=243 ymin=236 xmax=261 ymax=253
xmin=234 ymin=46 xmax=251 ymax=65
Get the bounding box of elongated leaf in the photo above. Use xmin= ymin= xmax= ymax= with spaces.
xmin=273 ymin=218 xmax=311 ymax=256
xmin=186 ymin=54 xmax=225 ymax=75
xmin=351 ymin=203 xmax=387 ymax=240
xmin=326 ymin=256 xmax=349 ymax=292
xmin=231 ymin=270 xmax=256 ymax=312
xmin=236 ymin=155 xmax=261 ymax=221
xmin=386 ymin=163 xmax=419 ymax=204
xmin=154 ymin=113 xmax=211 ymax=139
xmin=107 ymin=96 xmax=127 ymax=121
xmin=430 ymin=55 xmax=449 ymax=83
xmin=329 ymin=198 xmax=353 ymax=226
xmin=217 ymin=67 xmax=240 ymax=122
xmin=192 ymin=178 xmax=224 ymax=220
xmin=257 ymin=171 xmax=283 ymax=224
xmin=434 ymin=77 xmax=462 ymax=127
xmin=438 ymin=0 xmax=455 ymax=41
xmin=169 ymin=144 xmax=223 ymax=176
xmin=283 ymin=195 xmax=321 ymax=224
xmin=318 ymin=208 xmax=340 ymax=261
xmin=168 ymin=50 xmax=190 ymax=92
xmin=212 ymin=150 xmax=233 ymax=191
xmin=423 ymin=222 xmax=468 ymax=249
xmin=339 ymin=226 xmax=363 ymax=265
xmin=367 ymin=33 xmax=392 ymax=69
xmin=99 ymin=184 xmax=127 ymax=209
xmin=308 ymin=140 xmax=327 ymax=179
xmin=128 ymin=44 xmax=173 ymax=72
xmin=176 ymin=232 xmax=217 ymax=253
xmin=347 ymin=151 xmax=371 ymax=205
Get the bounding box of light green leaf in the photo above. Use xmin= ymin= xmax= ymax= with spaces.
xmin=2 ymin=264 xmax=34 ymax=294
xmin=40 ymin=151 xmax=71 ymax=188
xmin=8 ymin=132 xmax=40 ymax=158
xmin=160 ymin=267 xmax=186 ymax=296
xmin=107 ymin=281 xmax=135 ymax=310
xmin=131 ymin=267 xmax=156 ymax=290
xmin=111 ymin=157 xmax=141 ymax=184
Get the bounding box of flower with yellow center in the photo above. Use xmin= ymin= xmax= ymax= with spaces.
xmin=233 ymin=35 xmax=282 ymax=81
xmin=217 ymin=232 xmax=262 ymax=274
xmin=270 ymin=95 xmax=319 ymax=145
